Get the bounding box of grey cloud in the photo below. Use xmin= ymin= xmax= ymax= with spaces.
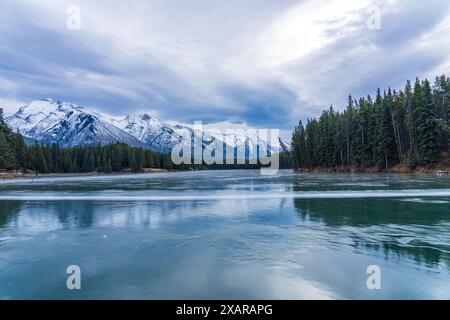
xmin=0 ymin=0 xmax=449 ymax=131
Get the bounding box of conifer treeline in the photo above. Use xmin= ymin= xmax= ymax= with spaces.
xmin=23 ymin=143 xmax=175 ymax=173
xmin=0 ymin=108 xmax=175 ymax=172
xmin=291 ymin=75 xmax=450 ymax=170
xmin=0 ymin=108 xmax=27 ymax=170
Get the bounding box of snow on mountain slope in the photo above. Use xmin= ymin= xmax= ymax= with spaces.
xmin=113 ymin=115 xmax=229 ymax=154
xmin=110 ymin=114 xmax=183 ymax=153
xmin=5 ymin=99 xmax=144 ymax=148
xmin=5 ymin=99 xmax=287 ymax=156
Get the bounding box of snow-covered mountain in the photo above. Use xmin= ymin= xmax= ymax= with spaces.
xmin=109 ymin=114 xmax=184 ymax=153
xmin=6 ymin=99 xmax=144 ymax=148
xmin=5 ymin=99 xmax=286 ymax=157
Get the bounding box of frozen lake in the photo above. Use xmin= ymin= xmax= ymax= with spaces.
xmin=1 ymin=170 xmax=450 ymax=299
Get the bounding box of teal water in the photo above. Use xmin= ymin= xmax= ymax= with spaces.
xmin=0 ymin=170 xmax=450 ymax=299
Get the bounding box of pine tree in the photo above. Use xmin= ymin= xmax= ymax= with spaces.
xmin=405 ymin=81 xmax=417 ymax=167
xmin=62 ymin=152 xmax=72 ymax=172
xmin=0 ymin=130 xmax=15 ymax=169
xmin=0 ymin=109 xmax=16 ymax=169
xmin=391 ymin=90 xmax=407 ymax=164
xmin=344 ymin=96 xmax=355 ymax=166
xmin=352 ymin=99 xmax=365 ymax=166
xmin=31 ymin=143 xmax=48 ymax=173
xmin=111 ymin=145 xmax=123 ymax=171
xmin=136 ymin=148 xmax=144 ymax=172
xmin=305 ymin=119 xmax=318 ymax=168
xmin=291 ymin=120 xmax=306 ymax=169
xmin=375 ymin=90 xmax=396 ymax=169
xmin=434 ymin=75 xmax=449 ymax=153
xmin=130 ymin=151 xmax=138 ymax=172
xmin=106 ymin=157 xmax=113 ymax=173
xmin=415 ymin=79 xmax=441 ymax=164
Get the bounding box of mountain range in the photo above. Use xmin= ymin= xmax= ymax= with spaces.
xmin=5 ymin=99 xmax=288 ymax=156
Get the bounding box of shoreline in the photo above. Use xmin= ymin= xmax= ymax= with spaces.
xmin=0 ymin=168 xmax=172 ymax=181
xmin=294 ymin=164 xmax=450 ymax=175
xmin=2 ymin=167 xmax=450 ymax=181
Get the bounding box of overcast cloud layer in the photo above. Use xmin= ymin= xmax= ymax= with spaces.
xmin=1 ymin=0 xmax=450 ymax=131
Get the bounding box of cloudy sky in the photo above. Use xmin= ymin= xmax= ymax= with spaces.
xmin=1 ymin=0 xmax=450 ymax=132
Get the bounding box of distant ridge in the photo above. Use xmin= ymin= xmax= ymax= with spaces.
xmin=5 ymin=99 xmax=285 ymax=156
